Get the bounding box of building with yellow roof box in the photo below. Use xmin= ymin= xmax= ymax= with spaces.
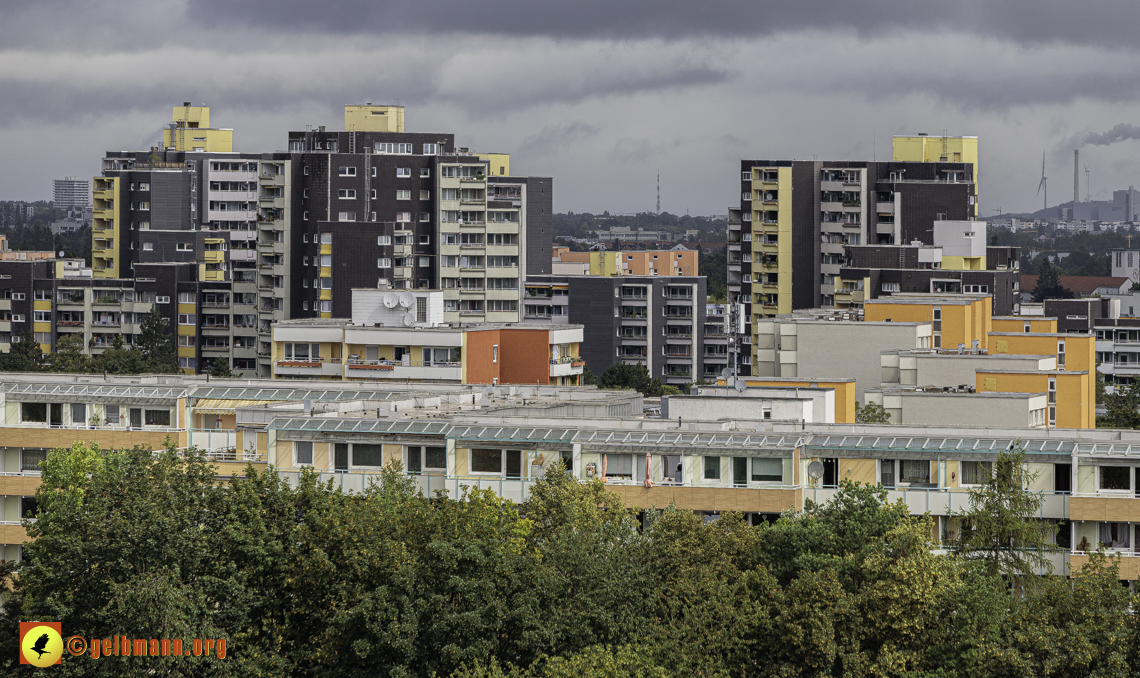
xmin=893 ymin=134 xmax=979 ymax=216
xmin=991 ymin=316 xmax=1058 ymax=334
xmin=975 ymin=369 xmax=1092 ymax=429
xmin=864 ymin=294 xmax=991 ymax=350
xmin=716 ymin=376 xmax=857 ymax=423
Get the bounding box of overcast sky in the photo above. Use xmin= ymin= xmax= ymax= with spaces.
xmin=4 ymin=0 xmax=1140 ymax=216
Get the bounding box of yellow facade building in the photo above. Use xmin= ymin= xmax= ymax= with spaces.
xmin=991 ymin=316 xmax=1059 ymax=334
xmin=864 ymin=295 xmax=991 ymax=350
xmin=162 ymin=104 xmax=233 ymax=152
xmin=343 ymin=104 xmax=405 ymax=132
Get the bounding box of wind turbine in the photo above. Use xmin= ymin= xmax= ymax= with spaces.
xmin=1037 ymin=149 xmax=1048 ymax=213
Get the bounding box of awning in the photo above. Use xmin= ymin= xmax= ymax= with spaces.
xmin=193 ymin=399 xmax=277 ymax=415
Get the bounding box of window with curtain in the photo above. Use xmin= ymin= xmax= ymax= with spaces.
xmin=751 ymin=458 xmax=782 ymax=482
xmin=960 ymin=461 xmax=992 ymax=486
xmin=900 ymin=460 xmax=930 ymax=485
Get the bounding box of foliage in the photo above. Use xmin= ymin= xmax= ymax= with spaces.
xmin=0 ymin=329 xmax=46 ymax=372
xmin=47 ymin=333 xmax=90 ymax=373
xmin=136 ymin=306 xmax=180 ymax=373
xmin=699 ymin=246 xmax=727 ymax=301
xmin=1 ymin=447 xmax=1138 ymax=677
xmin=854 ymin=400 xmax=892 ymax=424
xmin=1098 ymin=379 xmax=1140 ymax=428
xmin=207 ymin=358 xmax=236 ymax=378
xmin=1032 ymin=259 xmax=1073 ymax=302
xmin=955 ymin=447 xmax=1056 ymax=589
xmin=581 ymin=365 xmax=597 ymax=386
xmin=596 ymin=362 xmax=674 ymax=397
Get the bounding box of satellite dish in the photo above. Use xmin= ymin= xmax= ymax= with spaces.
xmin=720 ymin=367 xmax=731 ymax=377
xmin=807 ymin=461 xmax=825 ymax=480
xmin=398 ymin=291 xmax=414 ymax=308
xmin=402 ymin=311 xmax=416 ymax=326
xmin=57 ymin=250 xmax=65 ymax=258
xmin=734 ymin=379 xmax=747 ymax=393
xmin=383 ymin=292 xmax=398 ymax=308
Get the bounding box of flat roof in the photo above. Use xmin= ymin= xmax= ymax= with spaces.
xmin=974 ymin=369 xmax=1088 ymax=375
xmin=868 ymin=389 xmax=1044 ymax=399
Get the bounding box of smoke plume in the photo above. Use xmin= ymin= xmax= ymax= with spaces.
xmin=1074 ymin=123 xmax=1140 ymax=147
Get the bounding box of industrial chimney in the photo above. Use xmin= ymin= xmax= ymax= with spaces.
xmin=1074 ymin=149 xmax=1080 ymax=206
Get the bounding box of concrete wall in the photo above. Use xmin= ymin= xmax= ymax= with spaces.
xmin=663 ymin=394 xmax=815 ymax=423
xmin=864 ymin=391 xmax=1045 ymax=427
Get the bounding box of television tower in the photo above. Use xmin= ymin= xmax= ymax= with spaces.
xmin=656 ymin=170 xmax=660 ymax=214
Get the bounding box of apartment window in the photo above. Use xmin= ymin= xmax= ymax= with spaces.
xmin=1025 ymin=322 xmax=1032 ymax=333
xmin=33 ymin=289 xmax=50 ymax=300
xmin=144 ymin=409 xmax=170 ymax=426
xmin=351 ymin=444 xmax=384 ymax=468
xmin=303 ymin=166 xmax=309 ymax=175
xmin=423 ymin=144 xmax=438 ymax=156
xmin=33 ymin=311 xmax=50 ymax=322
xmin=303 ymin=189 xmax=309 ymax=198
xmin=155 ymin=296 xmax=170 ymax=304
xmin=338 ymin=189 xmax=357 ymax=199
xmin=377 ymin=258 xmax=391 ymax=268
xmin=703 ymin=456 xmax=721 ymax=480
xmin=178 ymin=357 xmax=196 ymax=369
xmin=396 ymin=190 xmax=411 ymax=200
xmin=337 ymin=212 xmax=356 ymax=222
xmin=899 ymin=460 xmax=931 ymax=486
xmin=471 ymin=449 xmax=503 ymax=474
xmin=179 ymin=292 xmax=196 ymax=303
xmin=396 ymin=167 xmax=411 ymax=178
xmin=881 ymin=282 xmax=900 ymax=292
xmin=492 ymin=345 xmax=498 ymax=363
xmin=338 ymin=166 xmax=357 ymax=176
xmin=1099 ymin=466 xmax=1132 ymax=492
xmin=178 ymin=335 xmax=196 ymax=347
xmin=303 ymin=211 xmax=309 ymax=221
xmin=406 ymin=445 xmax=447 ymax=473
xmin=1099 ymin=522 xmax=1131 ymax=550
xmin=1048 ymin=378 xmax=1057 ymax=425
xmin=377 ymin=235 xmax=391 ymax=245
xmin=371 ymin=167 xmax=377 ymax=177
xmin=143 ymin=242 xmax=154 ymax=251
xmin=751 ymin=458 xmax=782 ymax=483
xmin=321 ymin=255 xmax=332 ymax=266
xmin=302 ymin=301 xmax=309 ymax=310
xmin=178 ymin=313 xmax=196 ymax=325
xmin=374 ymin=143 xmax=412 ymax=155
xmin=960 ymin=461 xmax=992 ymax=486
xmin=396 ymin=212 xmax=411 ymax=222
xmin=283 ymin=343 xmax=321 ymax=360
xmin=1057 ymin=341 xmax=1066 ymax=368
xmin=419 ymin=190 xmax=431 ymax=200
xmin=605 ymin=454 xmax=633 ymax=480
xmin=295 ymin=441 xmax=313 ymax=466
xmin=370 ymin=189 xmax=377 ymax=200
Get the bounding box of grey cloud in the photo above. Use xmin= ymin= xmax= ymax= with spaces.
xmin=185 ymin=0 xmax=1140 ymax=48
xmin=519 ymin=122 xmax=600 ymax=155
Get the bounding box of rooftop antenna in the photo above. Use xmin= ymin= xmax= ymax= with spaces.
xmin=1037 ymin=149 xmax=1048 ymax=214
xmin=656 ymin=170 xmax=660 ymax=214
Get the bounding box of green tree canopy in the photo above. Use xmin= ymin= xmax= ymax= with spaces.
xmin=136 ymin=306 xmax=179 ymax=373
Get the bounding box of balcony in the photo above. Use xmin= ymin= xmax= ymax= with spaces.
xmin=274 ymin=358 xmax=343 ymax=377
xmin=345 ymin=359 xmax=463 ymax=381
xmin=549 ymin=356 xmax=586 ymax=377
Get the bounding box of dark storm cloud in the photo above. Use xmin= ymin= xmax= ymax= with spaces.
xmin=519 ymin=122 xmax=600 ymax=155
xmin=188 ymin=0 xmax=1140 ymax=47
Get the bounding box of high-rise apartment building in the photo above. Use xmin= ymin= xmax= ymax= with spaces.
xmin=53 ymin=177 xmax=90 ymax=210
xmin=85 ymin=104 xmax=551 ymax=376
xmin=728 ymin=160 xmax=975 ymax=371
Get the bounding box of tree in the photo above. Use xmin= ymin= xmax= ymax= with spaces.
xmin=207 ymin=358 xmax=235 ymax=378
xmin=1032 ymin=259 xmax=1072 ymax=302
xmin=91 ymin=334 xmax=147 ymax=374
xmin=0 ymin=329 xmax=45 ymax=372
xmin=596 ymin=362 xmax=671 ymax=397
xmin=136 ymin=306 xmax=179 ymax=373
xmin=1098 ymin=379 xmax=1140 ymax=428
xmin=954 ymin=447 xmax=1056 ymax=589
xmin=47 ymin=333 xmax=90 ymax=373
xmin=855 ymin=401 xmax=892 ymax=424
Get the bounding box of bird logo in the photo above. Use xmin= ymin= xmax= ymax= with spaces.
xmin=31 ymin=633 xmax=50 ymax=658
xmin=19 ymin=622 xmax=63 ymax=667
